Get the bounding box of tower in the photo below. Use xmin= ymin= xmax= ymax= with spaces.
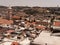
xmin=57 ymin=5 xmax=59 ymax=7
xmin=7 ymin=5 xmax=12 ymax=20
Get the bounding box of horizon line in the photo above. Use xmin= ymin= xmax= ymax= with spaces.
xmin=0 ymin=5 xmax=60 ymax=7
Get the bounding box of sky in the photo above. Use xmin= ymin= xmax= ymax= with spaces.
xmin=0 ymin=0 xmax=60 ymax=7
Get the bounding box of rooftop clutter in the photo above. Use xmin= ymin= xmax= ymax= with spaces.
xmin=0 ymin=6 xmax=60 ymax=45
xmin=0 ymin=14 xmax=47 ymax=45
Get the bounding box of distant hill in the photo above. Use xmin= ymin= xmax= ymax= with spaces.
xmin=0 ymin=6 xmax=8 ymax=8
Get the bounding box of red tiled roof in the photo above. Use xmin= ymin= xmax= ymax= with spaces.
xmin=0 ymin=18 xmax=13 ymax=24
xmin=11 ymin=42 xmax=19 ymax=45
xmin=6 ymin=30 xmax=15 ymax=33
xmin=31 ymin=22 xmax=36 ymax=24
xmin=36 ymin=25 xmax=46 ymax=29
xmin=12 ymin=15 xmax=20 ymax=19
xmin=53 ymin=21 xmax=60 ymax=26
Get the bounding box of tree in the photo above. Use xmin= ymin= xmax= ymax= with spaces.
xmin=24 ymin=9 xmax=39 ymax=15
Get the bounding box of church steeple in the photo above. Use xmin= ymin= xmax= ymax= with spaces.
xmin=57 ymin=5 xmax=59 ymax=7
xmin=8 ymin=5 xmax=12 ymax=20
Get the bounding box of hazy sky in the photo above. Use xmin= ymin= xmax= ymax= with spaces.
xmin=0 ymin=0 xmax=60 ymax=7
